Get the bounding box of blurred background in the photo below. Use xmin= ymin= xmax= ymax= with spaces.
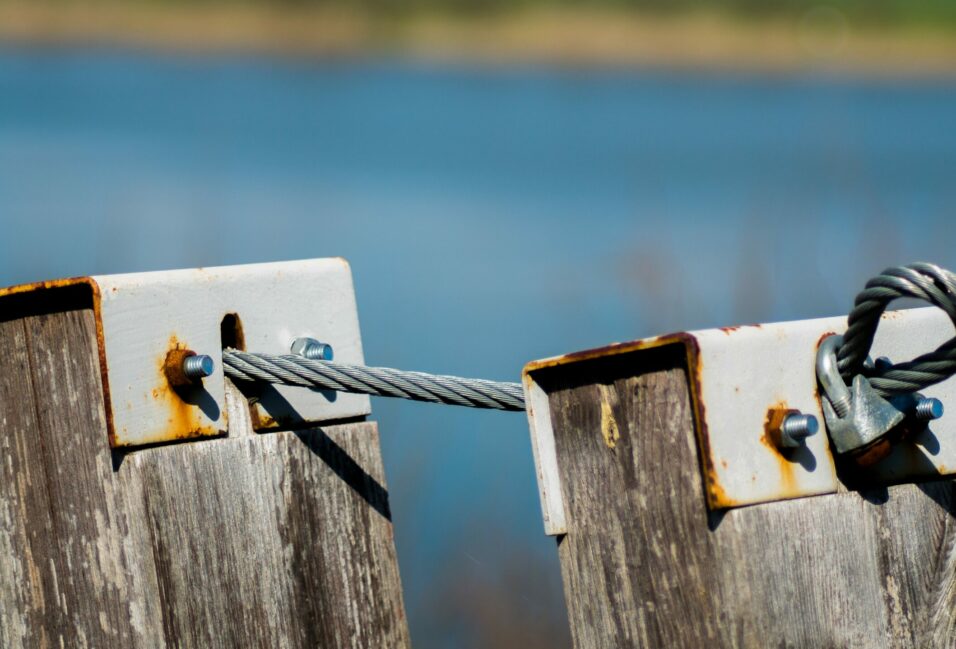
xmin=2 ymin=1 xmax=955 ymax=646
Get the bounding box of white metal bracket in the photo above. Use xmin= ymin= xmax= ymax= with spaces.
xmin=524 ymin=308 xmax=956 ymax=536
xmin=0 ymin=259 xmax=370 ymax=447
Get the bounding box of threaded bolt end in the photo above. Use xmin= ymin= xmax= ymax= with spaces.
xmin=183 ymin=354 xmax=215 ymax=380
xmin=915 ymin=397 xmax=944 ymax=421
xmin=291 ymin=337 xmax=334 ymax=361
xmin=829 ymin=395 xmax=851 ymax=419
xmin=780 ymin=413 xmax=819 ymax=448
xmin=303 ymin=343 xmax=333 ymax=361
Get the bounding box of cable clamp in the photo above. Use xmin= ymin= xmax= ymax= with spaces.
xmin=817 ymin=334 xmax=944 ymax=465
xmin=817 ymin=334 xmax=904 ymax=455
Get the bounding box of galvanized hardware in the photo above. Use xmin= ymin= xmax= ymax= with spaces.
xmin=524 ymin=308 xmax=956 ymax=536
xmin=183 ymin=354 xmax=215 ymax=380
xmin=777 ymin=413 xmax=819 ymax=449
xmin=915 ymin=397 xmax=944 ymax=421
xmin=164 ymin=349 xmax=214 ymax=388
xmin=291 ymin=337 xmax=334 ymax=361
xmin=821 ymin=375 xmax=906 ymax=456
xmin=0 ymin=259 xmax=371 ymax=447
xmin=855 ymin=393 xmax=948 ymax=467
xmin=817 ymin=335 xmax=906 ymax=455
xmin=818 ymin=336 xmax=948 ymax=467
xmin=817 ymin=336 xmax=852 ymax=418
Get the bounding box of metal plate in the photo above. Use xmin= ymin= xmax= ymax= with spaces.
xmin=524 ymin=307 xmax=956 ymax=536
xmin=0 ymin=259 xmax=370 ymax=447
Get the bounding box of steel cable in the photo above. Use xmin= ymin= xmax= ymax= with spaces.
xmin=222 ymin=350 xmax=526 ymax=411
xmin=223 ymin=263 xmax=956 ymax=411
xmin=836 ymin=262 xmax=956 ymax=397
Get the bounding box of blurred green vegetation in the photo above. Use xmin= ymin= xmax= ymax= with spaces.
xmin=114 ymin=0 xmax=956 ymax=29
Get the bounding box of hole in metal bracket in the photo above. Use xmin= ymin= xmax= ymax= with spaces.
xmin=220 ymin=312 xmax=245 ymax=351
xmin=220 ymin=312 xmax=263 ymax=430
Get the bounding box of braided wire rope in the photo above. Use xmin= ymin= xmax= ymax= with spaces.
xmin=222 ymin=350 xmax=526 ymax=411
xmin=221 ymin=263 xmax=956 ymax=411
xmin=836 ymin=262 xmax=956 ymax=398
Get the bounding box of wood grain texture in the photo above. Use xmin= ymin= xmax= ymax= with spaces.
xmin=0 ymin=298 xmax=409 ymax=648
xmin=542 ymin=344 xmax=956 ymax=649
xmin=0 ymin=303 xmax=164 ymax=648
xmin=125 ymin=420 xmax=409 ymax=649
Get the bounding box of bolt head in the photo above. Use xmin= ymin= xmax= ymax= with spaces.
xmin=291 ymin=337 xmax=333 ymax=361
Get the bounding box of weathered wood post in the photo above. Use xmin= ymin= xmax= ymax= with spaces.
xmin=524 ymin=314 xmax=956 ymax=648
xmin=0 ymin=261 xmax=409 ymax=648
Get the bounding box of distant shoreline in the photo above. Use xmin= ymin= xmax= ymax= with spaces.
xmin=2 ymin=2 xmax=956 ymax=77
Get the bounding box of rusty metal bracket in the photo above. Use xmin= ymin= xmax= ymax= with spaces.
xmin=0 ymin=259 xmax=370 ymax=447
xmin=523 ymin=308 xmax=956 ymax=536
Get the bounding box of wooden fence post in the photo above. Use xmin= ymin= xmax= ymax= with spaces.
xmin=528 ymin=342 xmax=956 ymax=648
xmin=0 ymin=286 xmax=410 ymax=647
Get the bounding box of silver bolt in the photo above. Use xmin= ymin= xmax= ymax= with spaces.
xmin=182 ymin=354 xmax=215 ymax=380
xmin=779 ymin=412 xmax=819 ymax=448
xmin=291 ymin=337 xmax=333 ymax=361
xmin=915 ymin=397 xmax=944 ymax=421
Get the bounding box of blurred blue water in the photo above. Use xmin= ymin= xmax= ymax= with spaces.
xmin=2 ymin=46 xmax=955 ymax=646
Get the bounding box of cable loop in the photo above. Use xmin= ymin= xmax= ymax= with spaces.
xmin=836 ymin=263 xmax=956 ymax=398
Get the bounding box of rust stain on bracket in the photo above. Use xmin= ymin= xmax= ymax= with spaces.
xmin=0 ymin=278 xmax=120 ymax=443
xmin=0 ymin=260 xmax=371 ymax=448
xmin=524 ymin=308 xmax=956 ymax=536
